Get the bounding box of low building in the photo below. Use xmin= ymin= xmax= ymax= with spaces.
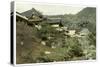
xmin=21 ymin=8 xmax=43 ymax=18
xmin=19 ymin=8 xmax=44 ymax=26
xmin=47 ymin=18 xmax=63 ymax=27
xmin=28 ymin=14 xmax=43 ymax=25
xmin=16 ymin=12 xmax=28 ymax=22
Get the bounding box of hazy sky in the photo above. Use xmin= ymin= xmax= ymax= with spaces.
xmin=16 ymin=1 xmax=86 ymax=15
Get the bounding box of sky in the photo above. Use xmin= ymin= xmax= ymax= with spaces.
xmin=16 ymin=1 xmax=86 ymax=15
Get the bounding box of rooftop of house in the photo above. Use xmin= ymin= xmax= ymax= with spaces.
xmin=21 ymin=8 xmax=42 ymax=18
xmin=47 ymin=18 xmax=62 ymax=24
xmin=16 ymin=12 xmax=28 ymax=21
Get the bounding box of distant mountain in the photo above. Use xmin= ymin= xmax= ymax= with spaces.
xmin=60 ymin=7 xmax=96 ymax=32
xmin=77 ymin=7 xmax=96 ymax=18
xmin=75 ymin=7 xmax=96 ymax=32
xmin=76 ymin=7 xmax=96 ymax=24
xmin=21 ymin=8 xmax=42 ymax=18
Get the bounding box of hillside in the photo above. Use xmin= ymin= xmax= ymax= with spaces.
xmin=76 ymin=7 xmax=96 ymax=32
xmin=55 ymin=7 xmax=96 ymax=32
xmin=16 ymin=7 xmax=96 ymax=64
xmin=77 ymin=7 xmax=96 ymax=18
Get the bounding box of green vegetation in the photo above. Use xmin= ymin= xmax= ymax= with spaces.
xmin=16 ymin=7 xmax=96 ymax=64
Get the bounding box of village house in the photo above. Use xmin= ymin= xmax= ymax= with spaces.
xmin=16 ymin=11 xmax=43 ymax=30
xmin=16 ymin=12 xmax=28 ymax=23
xmin=28 ymin=12 xmax=43 ymax=25
xmin=21 ymin=8 xmax=43 ymax=19
xmin=21 ymin=8 xmax=43 ymax=26
xmin=47 ymin=18 xmax=63 ymax=27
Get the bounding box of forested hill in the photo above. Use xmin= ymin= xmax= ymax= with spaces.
xmin=76 ymin=7 xmax=96 ymax=32
xmin=77 ymin=7 xmax=96 ymax=19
